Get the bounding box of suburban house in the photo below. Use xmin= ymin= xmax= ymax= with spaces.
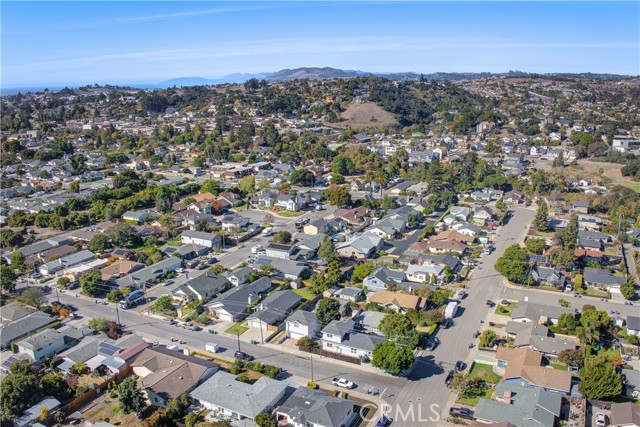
xmin=626 ymin=316 xmax=640 ymax=337
xmin=0 ymin=302 xmax=35 ymax=325
xmin=217 ymin=192 xmax=243 ymax=208
xmin=122 ymin=210 xmax=158 ymax=224
xmin=320 ymin=320 xmax=387 ymax=360
xmin=610 ymin=402 xmax=640 ymax=427
xmin=449 ymin=206 xmax=472 ymax=221
xmin=405 ymin=263 xmax=445 ymax=284
xmin=181 ymin=230 xmax=222 ymax=249
xmin=39 ymin=249 xmax=95 ymax=276
xmin=505 ymin=322 xmax=577 ymax=359
xmin=189 ymin=371 xmax=287 ymax=422
xmin=131 ymin=347 xmax=219 ymax=408
xmin=368 ymin=291 xmax=427 ymax=312
xmin=286 ymin=310 xmax=322 ymax=340
xmin=304 ymin=219 xmax=338 ymax=236
xmin=531 ymin=266 xmax=567 ymax=288
xmin=172 ymin=273 xmax=231 ymax=303
xmin=584 ymin=267 xmax=627 ymax=292
xmin=353 ymin=311 xmax=386 ymax=335
xmin=334 ymin=287 xmax=365 ymax=302
xmin=275 ymin=387 xmax=357 ymax=427
xmin=251 ymin=257 xmax=311 ymax=280
xmin=363 ymin=267 xmax=405 ymax=291
xmin=113 ymin=257 xmax=182 ymax=289
xmin=496 ymin=347 xmax=572 ymax=394
xmin=265 ymin=243 xmax=295 ymax=260
xmin=510 ymin=302 xmax=571 ymax=325
xmin=472 ymin=206 xmax=494 ymax=225
xmin=425 ymin=239 xmax=467 ymax=255
xmin=367 ymin=218 xmax=405 ymax=239
xmin=14 ymin=397 xmax=61 ymax=427
xmin=274 ymin=194 xmax=301 ymax=211
xmin=247 ymin=290 xmax=302 ymax=329
xmin=206 ymin=277 xmax=272 ymax=322
xmin=226 ymin=266 xmax=253 ymax=287
xmin=100 ymin=260 xmax=145 ymax=281
xmin=220 ymin=215 xmax=250 ymax=232
xmin=474 ymin=383 xmax=562 ymax=427
xmin=0 ymin=311 xmax=57 ymax=350
xmin=15 ymin=329 xmax=67 ymax=363
xmin=433 ymin=229 xmax=474 ymax=244
xmin=335 ymin=233 xmax=383 ymax=259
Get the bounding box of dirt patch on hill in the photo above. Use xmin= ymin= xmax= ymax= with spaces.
xmin=338 ymin=102 xmax=397 ymax=129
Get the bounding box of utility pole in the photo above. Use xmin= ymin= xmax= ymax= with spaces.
xmin=55 ymin=286 xmax=60 ymax=304
xmin=236 ymin=330 xmax=241 ymax=352
xmin=115 ymin=301 xmax=121 ymax=326
xmin=310 ymin=354 xmax=314 ymax=382
xmin=259 ymin=320 xmax=264 ymax=344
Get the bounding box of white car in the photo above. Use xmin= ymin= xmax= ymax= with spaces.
xmin=332 ymin=378 xmax=354 ymax=389
xmin=595 ymin=413 xmax=607 ymax=427
xmin=251 ymin=245 xmax=263 ymax=254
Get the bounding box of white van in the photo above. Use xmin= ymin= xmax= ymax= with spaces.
xmin=262 ymin=227 xmax=274 ymax=236
xmin=206 ymin=342 xmax=220 ymax=353
xmin=251 ymin=245 xmax=263 ymax=254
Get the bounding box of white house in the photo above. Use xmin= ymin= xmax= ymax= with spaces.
xmin=276 ymin=387 xmax=356 ymax=427
xmin=180 ymin=230 xmax=222 ymax=248
xmin=405 ymin=263 xmax=445 ymax=284
xmin=286 ymin=310 xmax=322 ymax=340
xmin=15 ymin=329 xmax=66 ymax=363
xmin=627 ymin=316 xmax=640 ymax=337
xmin=320 ymin=320 xmax=387 ymax=360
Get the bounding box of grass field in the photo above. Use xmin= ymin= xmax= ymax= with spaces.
xmin=548 ymin=362 xmax=567 ymax=371
xmin=469 ymin=362 xmax=502 ymax=384
xmin=292 ymin=287 xmax=317 ymax=300
xmin=457 ymin=386 xmax=494 ymax=406
xmin=619 ymin=180 xmax=640 ymax=193
xmin=495 ymin=303 xmax=513 ymax=316
xmin=225 ymin=321 xmax=249 ymax=336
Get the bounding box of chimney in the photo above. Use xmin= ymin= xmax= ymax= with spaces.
xmin=502 ymin=389 xmax=512 ymax=404
xmin=185 ymin=271 xmax=189 ymax=279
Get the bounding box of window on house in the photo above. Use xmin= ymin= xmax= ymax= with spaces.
xmin=326 ymin=343 xmax=333 ymax=347
xmin=351 ymin=348 xmax=358 ymax=354
xmin=326 ymin=333 xmax=333 ymax=338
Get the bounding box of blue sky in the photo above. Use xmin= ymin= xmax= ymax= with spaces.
xmin=1 ymin=1 xmax=638 ymax=87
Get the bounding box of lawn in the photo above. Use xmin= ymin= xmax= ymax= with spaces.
xmin=619 ymin=180 xmax=640 ymax=193
xmin=457 ymin=386 xmax=494 ymax=406
xmin=495 ymin=303 xmax=512 ymax=316
xmin=292 ymin=287 xmax=317 ymax=300
xmin=593 ymin=347 xmax=621 ymax=359
xmin=273 ymin=209 xmax=304 ymax=217
xmin=469 ymin=362 xmax=502 ymax=384
xmin=225 ymin=321 xmax=249 ymax=336
xmin=586 ymin=287 xmax=610 ymax=298
xmin=548 ymin=362 xmax=567 ymax=371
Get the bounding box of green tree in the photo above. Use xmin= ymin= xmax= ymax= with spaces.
xmin=371 ymin=342 xmax=415 ymax=374
xmin=69 ymin=154 xmax=86 ymax=175
xmin=495 ymin=244 xmax=529 ymax=283
xmin=289 ymin=169 xmax=315 ymax=187
xmin=1 ymin=265 xmax=18 ymax=293
xmin=331 ymin=155 xmax=356 ymax=175
xmin=580 ymin=355 xmax=623 ymax=399
xmin=118 ymin=376 xmax=146 ymax=414
xmin=11 ymin=250 xmax=25 ymax=271
xmin=379 ymin=313 xmax=413 ymax=339
xmin=272 ymin=231 xmax=292 ymax=244
xmin=201 ymin=179 xmax=221 ymax=195
xmin=579 ymin=306 xmax=611 ymax=345
xmin=524 ymin=238 xmax=547 ymax=255
xmin=353 ymin=263 xmax=376 ymax=283
xmin=19 ymin=288 xmax=47 ymax=310
xmin=330 ymin=173 xmax=345 ymax=185
xmin=428 ymin=289 xmax=451 ymax=307
xmin=0 ymin=369 xmax=41 ymax=422
xmin=315 ymin=298 xmax=341 ymax=324
xmin=255 ymin=413 xmax=277 ymax=427
xmin=107 ymin=289 xmax=124 ymax=303
xmin=238 ymin=175 xmax=256 ymax=195
xmin=317 ymin=236 xmax=338 ymax=263
xmin=184 ymin=412 xmax=203 ymax=427
xmin=155 ymin=295 xmax=173 ymax=311
xmin=557 ymin=312 xmax=578 ymax=331
xmin=621 ymin=276 xmax=637 ymax=301
xmin=68 ymin=181 xmax=80 ymax=193
xmin=450 ymin=372 xmax=472 ymax=396
xmin=88 ymin=317 xmax=110 ymax=332
xmin=39 ymin=373 xmax=71 ymax=400
xmin=558 ymin=348 xmax=585 ymax=367
xmin=296 ymin=336 xmax=312 ymax=350
xmin=532 ymin=200 xmax=550 ymax=232
xmin=479 ymin=329 xmax=496 ymax=347
xmin=81 ymin=270 xmax=104 ymax=297
xmin=88 ymin=234 xmax=112 ymax=252
xmin=57 ymin=277 xmax=71 ymax=288
xmin=407 ymin=214 xmax=420 ymax=229
xmin=324 ymin=185 xmax=351 ymax=207
xmin=0 ymin=229 xmax=23 ymax=248
xmin=106 ymin=223 xmax=143 ymax=248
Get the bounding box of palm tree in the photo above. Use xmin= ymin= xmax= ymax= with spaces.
xmin=375 ymin=171 xmax=388 ymax=199
xmin=364 ymin=171 xmax=375 ymax=195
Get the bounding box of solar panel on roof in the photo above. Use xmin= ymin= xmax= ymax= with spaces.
xmin=98 ymin=341 xmax=120 ymax=356
xmin=253 ymin=258 xmax=272 ymax=266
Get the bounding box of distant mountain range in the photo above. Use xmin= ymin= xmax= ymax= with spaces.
xmin=2 ymin=67 xmax=634 ymax=95
xmin=154 ymin=67 xmax=633 ymax=88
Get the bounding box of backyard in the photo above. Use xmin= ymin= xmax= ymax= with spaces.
xmin=292 ymin=287 xmax=317 ymax=301
xmin=469 ymin=362 xmax=502 ymax=384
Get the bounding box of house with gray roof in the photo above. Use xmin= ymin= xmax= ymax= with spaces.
xmin=175 ymin=243 xmax=210 ymax=260
xmin=286 ymin=310 xmax=322 ymax=340
xmin=336 ymin=232 xmax=383 ymax=259
xmin=334 ymin=287 xmax=364 ymax=302
xmin=531 ymin=267 xmax=566 ymax=289
xmin=474 ymin=383 xmax=562 ymax=427
xmin=584 ymin=267 xmax=627 ymax=291
xmin=252 ymin=256 xmax=311 ymax=280
xmin=226 ymin=266 xmax=253 ymax=287
xmin=172 ymin=273 xmax=231 ymax=303
xmin=506 ymin=322 xmax=577 ymax=359
xmin=206 ymin=277 xmax=273 ymax=322
xmin=510 ymin=302 xmax=571 ymax=325
xmin=367 ymin=217 xmax=405 ymax=239
xmin=363 ymin=267 xmax=405 ymax=291
xmin=0 ymin=311 xmax=56 ymax=350
xmin=113 ymin=256 xmax=182 ymax=289
xmin=39 ymin=249 xmax=95 ymax=276
xmin=190 ymin=371 xmax=287 ymax=422
xmin=15 ymin=328 xmax=66 ymax=363
xmin=248 ymin=290 xmax=302 ymax=329
xmin=15 ymin=396 xmax=61 ymax=427
xmin=626 ymin=315 xmax=640 ymax=337
xmin=276 ymin=387 xmax=356 ymax=427
xmin=321 ymin=320 xmax=387 ymax=361
xmin=0 ymin=302 xmax=35 ymax=324
xmin=181 ymin=230 xmax=222 ymax=249
xmin=353 ymin=311 xmax=386 ymax=335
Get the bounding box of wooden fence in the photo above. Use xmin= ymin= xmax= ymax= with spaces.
xmin=59 ymin=366 xmax=133 ymax=414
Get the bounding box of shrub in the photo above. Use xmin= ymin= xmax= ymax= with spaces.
xmin=307 ymin=381 xmax=318 ymax=389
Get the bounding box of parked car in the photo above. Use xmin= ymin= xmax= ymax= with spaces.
xmin=234 ymin=351 xmax=254 ymax=361
xmin=455 ymin=361 xmax=466 ymax=372
xmin=425 ymin=337 xmax=440 ymax=351
xmin=449 ymin=407 xmax=473 ymax=420
xmin=595 ymin=413 xmax=607 ymax=427
xmin=445 ymin=370 xmax=455 ymax=387
xmin=375 ymin=416 xmax=392 ymax=427
xmin=332 ymin=378 xmax=354 ymax=389
xmin=485 ymin=299 xmax=494 ymax=307
xmin=162 ymin=318 xmax=177 ymax=325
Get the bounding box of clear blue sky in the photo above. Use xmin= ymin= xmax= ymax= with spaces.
xmin=2 ymin=1 xmax=639 ymax=87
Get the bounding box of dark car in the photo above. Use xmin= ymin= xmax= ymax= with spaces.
xmin=486 ymin=300 xmax=494 ymax=307
xmin=375 ymin=415 xmax=393 ymax=427
xmin=455 ymin=361 xmax=466 ymax=372
xmin=425 ymin=337 xmax=440 ymax=351
xmin=449 ymin=407 xmax=473 ymax=419
xmin=445 ymin=370 xmax=455 ymax=387
xmin=234 ymin=351 xmax=254 ymax=361
xmin=472 ymin=331 xmax=481 ymax=339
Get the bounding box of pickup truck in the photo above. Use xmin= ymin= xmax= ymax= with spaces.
xmin=332 ymin=378 xmax=354 ymax=389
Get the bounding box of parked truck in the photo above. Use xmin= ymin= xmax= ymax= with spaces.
xmin=444 ymin=301 xmax=459 ymax=320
